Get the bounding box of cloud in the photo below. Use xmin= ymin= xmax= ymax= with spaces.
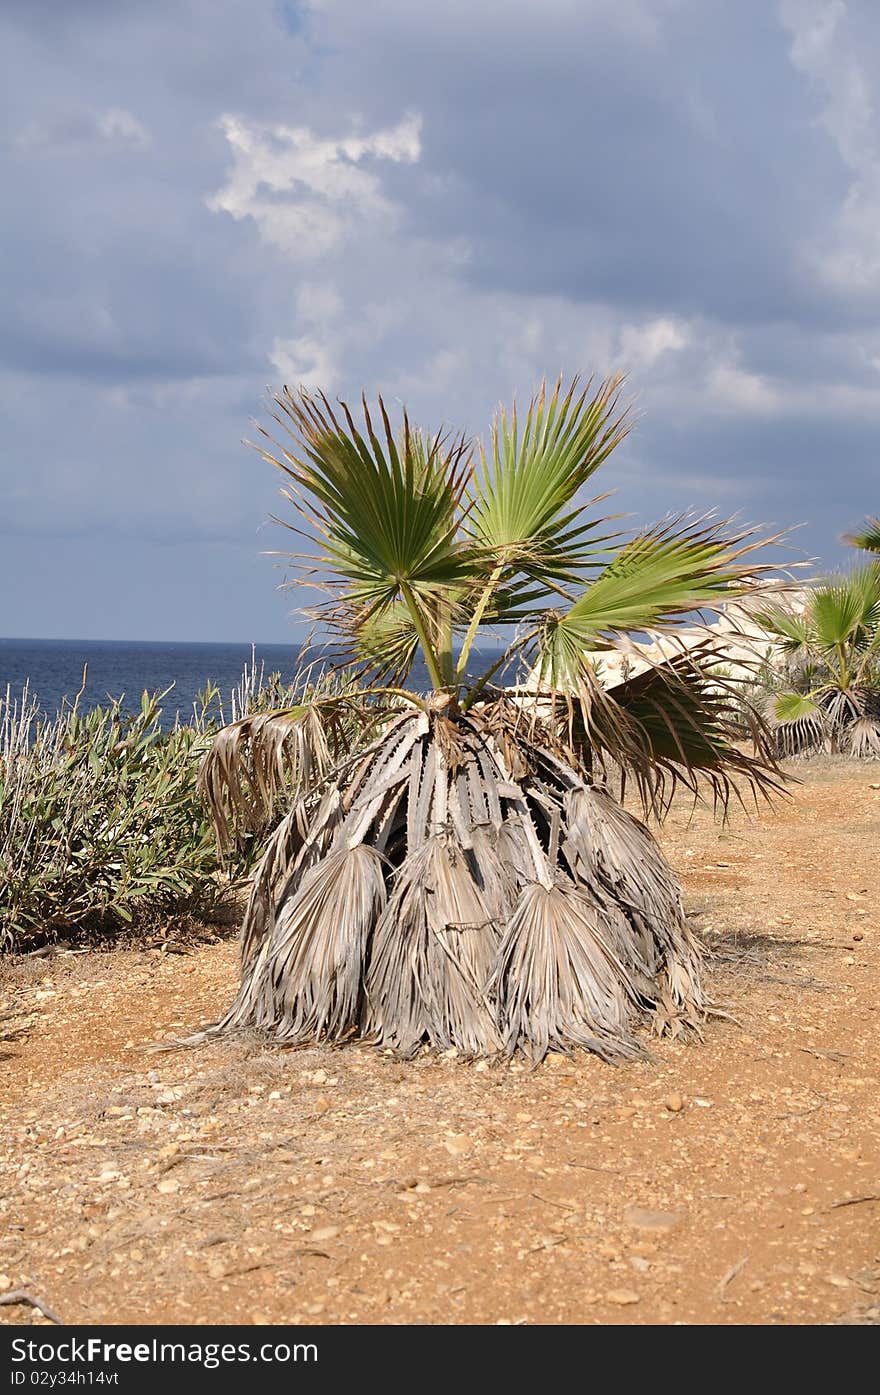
xmin=3 ymin=0 xmax=880 ymax=643
xmin=207 ymin=112 xmax=422 ymax=259
xmin=781 ymin=0 xmax=880 ymax=297
xmin=13 ymin=106 xmax=150 ymax=152
xmin=617 ymin=317 xmax=690 ymax=370
xmin=270 ymin=334 xmax=338 ymax=390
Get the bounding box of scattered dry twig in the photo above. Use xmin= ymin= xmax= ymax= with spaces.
xmin=717 ymin=1257 xmax=748 ymax=1301
xmin=0 ymin=1290 xmax=62 ymax=1324
xmin=530 ymin=1192 xmax=578 ymax=1211
xmin=829 ymin=1195 xmax=880 ymax=1211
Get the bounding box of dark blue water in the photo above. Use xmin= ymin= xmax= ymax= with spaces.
xmin=0 ymin=638 xmax=310 ymax=725
xmin=0 ymin=638 xmax=508 ymax=727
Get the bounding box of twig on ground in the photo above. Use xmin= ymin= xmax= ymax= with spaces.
xmin=0 ymin=1290 xmax=62 ymax=1324
xmin=717 ymin=1257 xmax=748 ymax=1301
xmin=829 ymin=1195 xmax=880 ymax=1211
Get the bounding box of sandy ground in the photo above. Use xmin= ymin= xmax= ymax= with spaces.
xmin=1 ymin=762 xmax=879 ymax=1327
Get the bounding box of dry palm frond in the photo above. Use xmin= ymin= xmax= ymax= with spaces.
xmin=364 ymin=831 xmax=503 ymax=1056
xmin=223 ymin=842 xmax=386 ymax=1042
xmin=193 ymin=700 xmax=705 ymax=1060
xmin=197 ymin=682 xmax=371 ymax=852
xmin=493 ymin=880 xmax=641 ymax=1062
xmin=847 ymin=716 xmax=880 ymax=759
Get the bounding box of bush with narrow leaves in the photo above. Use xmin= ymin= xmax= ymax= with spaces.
xmin=0 ymin=687 xmax=236 ymax=951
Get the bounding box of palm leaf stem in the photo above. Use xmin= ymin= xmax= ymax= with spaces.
xmin=461 ymin=625 xmax=545 ymax=711
xmin=455 ymin=563 xmax=506 ymax=682
xmin=399 ymin=580 xmax=445 ymax=691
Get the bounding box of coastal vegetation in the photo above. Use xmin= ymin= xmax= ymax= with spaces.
xmin=0 ymin=665 xmax=326 ymax=953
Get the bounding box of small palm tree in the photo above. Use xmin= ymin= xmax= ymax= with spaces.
xmin=198 ymin=376 xmax=782 ymax=1061
xmin=757 ymin=566 xmax=880 ymax=759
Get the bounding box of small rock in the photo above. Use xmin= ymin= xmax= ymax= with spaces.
xmin=156 ymin=1176 xmax=179 ymax=1194
xmin=444 ymin=1134 xmax=472 ymax=1156
xmin=624 ymin=1205 xmax=682 ymax=1233
xmin=664 ymin=1093 xmax=684 ymax=1113
xmin=312 ymin=1226 xmax=340 ymax=1242
xmin=0 ymin=1273 xmax=11 ymax=1288
xmin=474 ymin=1060 xmax=490 ymax=1073
xmin=853 ymin=932 xmax=864 ymax=942
xmin=605 ymin=1288 xmax=640 ymax=1306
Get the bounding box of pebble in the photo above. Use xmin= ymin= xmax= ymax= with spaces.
xmin=605 ymin=1289 xmax=640 ymax=1306
xmin=623 ymin=1206 xmax=682 ymax=1233
xmin=664 ymin=1093 xmax=684 ymax=1113
xmin=444 ymin=1134 xmax=472 ymax=1156
xmin=312 ymin=1226 xmax=340 ymax=1242
xmin=156 ymin=1177 xmax=179 ymax=1194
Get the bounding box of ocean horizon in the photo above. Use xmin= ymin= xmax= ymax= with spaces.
xmin=0 ymin=636 xmax=313 ymax=726
xmin=0 ymin=636 xmax=507 ymax=727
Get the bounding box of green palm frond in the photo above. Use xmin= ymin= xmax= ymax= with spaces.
xmin=766 ymin=691 xmax=828 ymax=759
xmin=753 ymin=605 xmax=811 ymax=654
xmin=346 ymin=601 xmax=420 ymax=686
xmin=811 ymin=580 xmax=871 ymax=649
xmin=257 ymin=388 xmax=477 ymax=614
xmin=467 ymin=374 xmax=631 ymax=588
xmin=533 ymin=515 xmax=772 ymax=691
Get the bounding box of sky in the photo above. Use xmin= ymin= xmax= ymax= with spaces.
xmin=1 ymin=0 xmax=878 ymax=643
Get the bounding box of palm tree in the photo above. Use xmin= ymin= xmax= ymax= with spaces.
xmin=198 ymin=376 xmax=783 ymax=1061
xmin=756 ymin=565 xmax=880 ymax=759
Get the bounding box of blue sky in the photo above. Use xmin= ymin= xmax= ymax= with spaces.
xmin=2 ymin=0 xmax=878 ymax=642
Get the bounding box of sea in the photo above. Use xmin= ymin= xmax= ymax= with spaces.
xmin=0 ymin=637 xmax=505 ymax=728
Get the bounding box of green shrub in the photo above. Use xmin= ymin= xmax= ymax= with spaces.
xmin=0 ymin=685 xmax=236 ymax=951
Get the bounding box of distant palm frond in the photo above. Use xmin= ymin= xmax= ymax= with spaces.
xmin=844 ymin=516 xmax=880 ymax=556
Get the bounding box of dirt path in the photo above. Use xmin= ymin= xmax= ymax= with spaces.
xmin=2 ymin=765 xmax=879 ymax=1326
